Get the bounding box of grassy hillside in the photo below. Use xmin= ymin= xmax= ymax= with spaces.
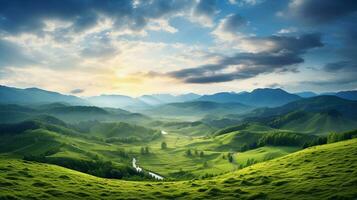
xmin=269 ymin=110 xmax=357 ymax=135
xmin=87 ymin=122 xmax=161 ymax=142
xmin=1 ymin=138 xmax=356 ymax=199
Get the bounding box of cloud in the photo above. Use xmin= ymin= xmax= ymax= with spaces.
xmin=323 ymin=61 xmax=357 ymax=72
xmin=168 ymin=33 xmax=323 ymax=83
xmin=229 ymin=0 xmax=264 ymax=6
xmin=286 ymin=0 xmax=357 ymax=24
xmin=192 ymin=0 xmax=219 ymax=26
xmin=0 ymin=39 xmax=34 ymax=67
xmin=0 ymin=0 xmax=194 ymax=35
xmin=219 ymin=13 xmax=247 ymax=34
xmin=70 ymin=88 xmax=84 ymax=94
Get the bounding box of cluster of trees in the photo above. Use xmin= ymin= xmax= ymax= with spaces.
xmin=327 ymin=130 xmax=357 ymax=143
xmin=235 ymin=132 xmax=311 ymax=153
xmin=239 ymin=143 xmax=258 ymax=152
xmin=140 ymin=146 xmax=150 ymax=155
xmin=303 ymin=129 xmax=357 ymax=148
xmin=185 ymin=149 xmax=205 ymax=157
xmin=222 ymin=153 xmax=234 ymax=163
xmin=0 ymin=120 xmax=41 ymax=135
xmin=238 ymin=158 xmax=257 ymax=169
xmin=23 ymin=154 xmax=138 ymax=179
xmin=105 ymin=136 xmax=141 ymax=143
xmin=257 ymin=132 xmax=307 ymax=147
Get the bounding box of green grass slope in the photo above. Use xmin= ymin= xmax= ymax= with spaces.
xmin=1 ymin=138 xmax=356 ymax=199
xmin=270 ymin=110 xmax=357 ymax=135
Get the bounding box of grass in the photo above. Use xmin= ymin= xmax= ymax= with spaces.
xmin=233 ymin=146 xmax=300 ymax=166
xmin=1 ymin=138 xmax=357 ymax=199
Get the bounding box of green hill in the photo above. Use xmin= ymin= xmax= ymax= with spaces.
xmin=250 ymin=95 xmax=357 ymax=119
xmin=145 ymin=101 xmax=253 ymax=120
xmin=1 ymin=138 xmax=356 ymax=199
xmin=87 ymin=122 xmax=161 ymax=142
xmin=244 ymin=96 xmax=357 ymax=135
xmin=0 ymin=103 xmax=151 ymax=125
xmin=269 ymin=110 xmax=357 ymax=135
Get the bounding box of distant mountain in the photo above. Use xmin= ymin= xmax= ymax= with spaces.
xmin=86 ymin=94 xmax=149 ymax=111
xmin=295 ymin=91 xmax=317 ymax=98
xmin=198 ymin=88 xmax=301 ymax=107
xmin=0 ymin=103 xmax=150 ymax=124
xmin=144 ymin=101 xmax=253 ymax=119
xmin=249 ymin=95 xmax=357 ymax=118
xmin=0 ymin=85 xmax=87 ymax=105
xmin=334 ymin=90 xmax=357 ymax=101
xmin=138 ymin=93 xmax=201 ymax=106
xmin=176 ymin=93 xmax=201 ymax=101
xmin=138 ymin=95 xmax=163 ymax=106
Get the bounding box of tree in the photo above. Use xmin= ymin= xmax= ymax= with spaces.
xmin=145 ymin=146 xmax=149 ymax=154
xmin=228 ymin=153 xmax=233 ymax=163
xmin=240 ymin=144 xmax=249 ymax=152
xmin=199 ymin=151 xmax=204 ymax=157
xmin=194 ymin=149 xmax=199 ymax=156
xmin=140 ymin=147 xmax=145 ymax=155
xmin=186 ymin=149 xmax=192 ymax=157
xmin=161 ymin=141 xmax=167 ymax=150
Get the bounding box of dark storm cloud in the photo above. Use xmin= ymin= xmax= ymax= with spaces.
xmin=323 ymin=61 xmax=357 ymax=72
xmin=0 ymin=39 xmax=34 ymax=67
xmin=168 ymin=33 xmax=323 ymax=83
xmin=288 ymin=0 xmax=357 ymax=24
xmin=70 ymin=89 xmax=84 ymax=94
xmin=0 ymin=0 xmax=194 ymax=35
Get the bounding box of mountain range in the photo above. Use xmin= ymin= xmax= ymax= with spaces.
xmin=197 ymin=88 xmax=302 ymax=107
xmin=1 ymin=85 xmax=357 ymax=110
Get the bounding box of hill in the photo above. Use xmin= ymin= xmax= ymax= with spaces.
xmin=144 ymin=101 xmax=253 ymax=119
xmin=198 ymin=88 xmax=301 ymax=107
xmin=249 ymin=95 xmax=357 ymax=119
xmin=0 ymin=85 xmax=87 ymax=105
xmin=1 ymin=138 xmax=356 ymax=199
xmin=0 ymin=103 xmax=150 ymax=124
xmin=268 ymin=110 xmax=357 ymax=135
xmin=334 ymin=90 xmax=357 ymax=101
xmin=242 ymin=96 xmax=357 ymax=134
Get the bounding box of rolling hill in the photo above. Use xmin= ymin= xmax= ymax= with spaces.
xmin=268 ymin=110 xmax=357 ymax=135
xmin=144 ymin=101 xmax=253 ymax=119
xmin=0 ymin=103 xmax=150 ymax=124
xmin=242 ymin=96 xmax=357 ymax=134
xmin=1 ymin=138 xmax=356 ymax=199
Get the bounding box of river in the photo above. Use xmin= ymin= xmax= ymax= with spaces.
xmin=132 ymin=158 xmax=164 ymax=180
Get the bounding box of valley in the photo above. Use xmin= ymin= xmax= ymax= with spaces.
xmin=0 ymin=85 xmax=357 ymax=199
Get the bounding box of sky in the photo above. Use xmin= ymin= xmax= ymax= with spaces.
xmin=0 ymin=0 xmax=356 ymax=96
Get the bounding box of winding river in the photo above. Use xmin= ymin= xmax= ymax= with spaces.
xmin=132 ymin=158 xmax=164 ymax=180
